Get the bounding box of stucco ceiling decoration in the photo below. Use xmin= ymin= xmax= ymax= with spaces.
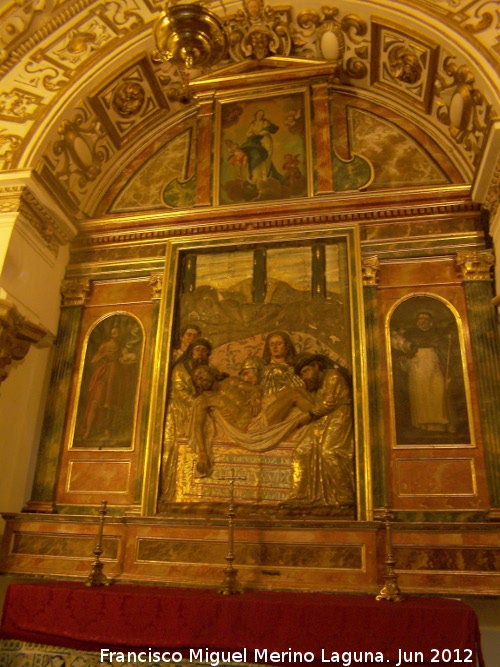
xmin=0 ymin=0 xmax=498 ymax=220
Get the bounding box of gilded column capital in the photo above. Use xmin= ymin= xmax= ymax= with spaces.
xmin=362 ymin=256 xmax=380 ymax=286
xmin=61 ymin=279 xmax=92 ymax=307
xmin=0 ymin=299 xmax=48 ymax=385
xmin=149 ymin=273 xmax=163 ymax=300
xmin=456 ymin=249 xmax=495 ymax=281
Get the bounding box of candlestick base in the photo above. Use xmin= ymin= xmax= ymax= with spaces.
xmin=219 ymin=563 xmax=243 ymax=595
xmin=85 ymin=560 xmax=110 ymax=587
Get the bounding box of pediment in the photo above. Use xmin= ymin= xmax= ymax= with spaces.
xmin=190 ymin=56 xmax=334 ymax=95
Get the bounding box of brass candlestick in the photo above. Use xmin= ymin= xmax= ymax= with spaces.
xmin=85 ymin=500 xmax=111 ymax=587
xmin=376 ymin=507 xmax=404 ymax=602
xmin=218 ymin=468 xmax=246 ymax=595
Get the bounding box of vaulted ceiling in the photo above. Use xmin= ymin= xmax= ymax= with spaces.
xmin=1 ymin=0 xmax=498 ymax=227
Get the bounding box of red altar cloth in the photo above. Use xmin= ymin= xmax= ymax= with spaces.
xmin=0 ymin=582 xmax=484 ymax=667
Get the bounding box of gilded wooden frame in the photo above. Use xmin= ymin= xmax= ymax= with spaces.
xmin=386 ymin=292 xmax=476 ymax=449
xmin=214 ymin=87 xmax=313 ymax=206
xmin=145 ymin=225 xmax=370 ymax=520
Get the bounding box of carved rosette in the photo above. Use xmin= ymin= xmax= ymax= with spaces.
xmin=370 ymin=20 xmax=438 ymax=113
xmin=0 ymin=299 xmax=48 ymax=384
xmin=61 ymin=279 xmax=92 ymax=307
xmin=362 ymin=256 xmax=380 ymax=286
xmin=456 ymin=249 xmax=495 ymax=281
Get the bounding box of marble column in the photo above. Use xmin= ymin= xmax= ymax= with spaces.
xmin=456 ymin=250 xmax=500 ymax=516
xmin=24 ymin=279 xmax=91 ymax=513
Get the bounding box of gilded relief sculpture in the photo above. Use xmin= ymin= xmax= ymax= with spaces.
xmin=158 ymin=236 xmax=357 ymax=517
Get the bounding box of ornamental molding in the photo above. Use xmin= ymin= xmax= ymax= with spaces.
xmin=19 ymin=188 xmax=71 ymax=256
xmin=0 ymin=298 xmax=49 ymax=385
xmin=70 ymin=194 xmax=481 ymax=250
xmin=0 ymin=180 xmax=72 ymax=253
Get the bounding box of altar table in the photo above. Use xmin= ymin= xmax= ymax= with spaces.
xmin=0 ymin=581 xmax=484 ymax=667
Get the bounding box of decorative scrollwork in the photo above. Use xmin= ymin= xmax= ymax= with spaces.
xmin=224 ymin=0 xmax=292 ymax=61
xmin=48 ymin=108 xmax=111 ymax=198
xmin=0 ymin=133 xmax=22 ymax=170
xmin=293 ymin=7 xmax=368 ymax=79
xmin=435 ymin=56 xmax=490 ymax=164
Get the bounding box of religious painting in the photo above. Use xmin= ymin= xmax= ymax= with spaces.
xmin=388 ymin=294 xmax=472 ymax=446
xmin=217 ymin=91 xmax=309 ymax=205
xmin=155 ymin=226 xmax=368 ymax=519
xmin=72 ymin=313 xmax=144 ymax=449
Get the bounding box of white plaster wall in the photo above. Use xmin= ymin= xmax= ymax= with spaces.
xmin=0 ymin=219 xmax=69 ymax=531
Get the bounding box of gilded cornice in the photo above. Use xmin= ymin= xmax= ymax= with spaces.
xmin=71 ymin=185 xmax=481 ymax=249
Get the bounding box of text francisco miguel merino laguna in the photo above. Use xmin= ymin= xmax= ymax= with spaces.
xmin=99 ymin=648 xmax=446 ymax=666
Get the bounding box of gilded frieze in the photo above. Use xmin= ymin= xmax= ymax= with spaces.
xmin=0 ymin=88 xmax=45 ymax=123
